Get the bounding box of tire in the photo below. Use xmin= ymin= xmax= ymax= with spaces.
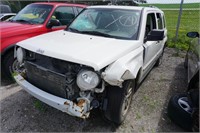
xmin=2 ymin=51 xmax=18 ymax=82
xmin=167 ymin=93 xmax=193 ymax=131
xmin=155 ymin=49 xmax=164 ymax=67
xmin=192 ymin=109 xmax=199 ymax=132
xmin=103 ymin=80 xmax=135 ymax=125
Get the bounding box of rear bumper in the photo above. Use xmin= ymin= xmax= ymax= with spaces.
xmin=14 ymin=74 xmax=89 ymax=118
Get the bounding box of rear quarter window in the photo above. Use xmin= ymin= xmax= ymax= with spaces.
xmin=156 ymin=13 xmax=163 ymax=29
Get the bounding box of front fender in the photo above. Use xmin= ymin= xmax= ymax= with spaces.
xmin=102 ymin=46 xmax=143 ymax=86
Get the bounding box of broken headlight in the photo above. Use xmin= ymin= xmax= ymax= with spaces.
xmin=77 ymin=70 xmax=100 ymax=91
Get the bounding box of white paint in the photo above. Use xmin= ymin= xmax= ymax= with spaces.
xmin=17 ymin=30 xmax=140 ymax=71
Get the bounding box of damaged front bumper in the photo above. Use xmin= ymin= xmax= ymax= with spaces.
xmin=14 ymin=74 xmax=90 ymax=118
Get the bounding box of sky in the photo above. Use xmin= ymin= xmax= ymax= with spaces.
xmin=147 ymin=0 xmax=200 ymax=4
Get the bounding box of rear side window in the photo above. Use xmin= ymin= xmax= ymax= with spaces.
xmin=156 ymin=13 xmax=163 ymax=29
xmin=163 ymin=14 xmax=166 ymax=28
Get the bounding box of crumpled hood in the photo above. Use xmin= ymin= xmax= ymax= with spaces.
xmin=0 ymin=22 xmax=42 ymax=38
xmin=17 ymin=30 xmax=140 ymax=70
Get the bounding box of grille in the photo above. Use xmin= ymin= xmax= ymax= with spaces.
xmin=25 ymin=61 xmax=67 ymax=98
xmin=24 ymin=52 xmax=84 ymax=99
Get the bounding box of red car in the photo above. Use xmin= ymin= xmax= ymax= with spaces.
xmin=1 ymin=2 xmax=86 ymax=80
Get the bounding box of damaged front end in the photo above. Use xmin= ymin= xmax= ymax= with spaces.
xmin=14 ymin=47 xmax=106 ymax=119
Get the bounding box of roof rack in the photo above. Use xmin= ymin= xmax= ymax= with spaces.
xmin=148 ymin=5 xmax=159 ymax=8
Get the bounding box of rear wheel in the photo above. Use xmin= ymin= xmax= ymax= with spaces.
xmin=103 ymin=80 xmax=135 ymax=124
xmin=155 ymin=49 xmax=164 ymax=67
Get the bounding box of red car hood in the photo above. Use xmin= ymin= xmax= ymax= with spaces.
xmin=0 ymin=22 xmax=43 ymax=38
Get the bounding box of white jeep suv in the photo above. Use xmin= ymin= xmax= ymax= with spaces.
xmin=14 ymin=5 xmax=167 ymax=124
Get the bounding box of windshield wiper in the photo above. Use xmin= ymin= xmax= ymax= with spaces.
xmin=80 ymin=31 xmax=114 ymax=38
xmin=14 ymin=19 xmax=33 ymax=24
xmin=68 ymin=27 xmax=81 ymax=33
xmin=68 ymin=28 xmax=115 ymax=38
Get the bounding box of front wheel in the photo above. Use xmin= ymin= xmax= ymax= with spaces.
xmin=2 ymin=51 xmax=19 ymax=81
xmin=103 ymin=80 xmax=135 ymax=124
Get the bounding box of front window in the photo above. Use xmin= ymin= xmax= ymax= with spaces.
xmin=12 ymin=4 xmax=53 ymax=24
xmin=51 ymin=6 xmax=75 ymax=26
xmin=67 ymin=8 xmax=141 ymax=40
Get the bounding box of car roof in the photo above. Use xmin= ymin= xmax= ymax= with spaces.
xmin=0 ymin=13 xmax=16 ymax=15
xmin=31 ymin=2 xmax=87 ymax=8
xmin=87 ymin=5 xmax=162 ymax=12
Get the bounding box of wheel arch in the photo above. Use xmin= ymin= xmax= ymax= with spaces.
xmin=1 ymin=44 xmax=15 ymax=58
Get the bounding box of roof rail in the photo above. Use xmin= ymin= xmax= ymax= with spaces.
xmin=149 ymin=5 xmax=159 ymax=8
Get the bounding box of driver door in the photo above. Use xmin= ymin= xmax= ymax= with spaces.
xmin=143 ymin=12 xmax=159 ymax=69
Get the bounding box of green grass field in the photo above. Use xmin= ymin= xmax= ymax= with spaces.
xmin=164 ymin=9 xmax=199 ymax=50
xmin=140 ymin=3 xmax=200 ymax=9
xmin=140 ymin=3 xmax=200 ymax=50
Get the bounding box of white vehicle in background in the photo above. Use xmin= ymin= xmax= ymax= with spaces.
xmin=0 ymin=13 xmax=16 ymax=21
xmin=0 ymin=4 xmax=16 ymax=21
xmin=14 ymin=5 xmax=167 ymax=124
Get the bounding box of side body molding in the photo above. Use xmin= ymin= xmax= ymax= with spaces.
xmin=102 ymin=46 xmax=144 ymax=86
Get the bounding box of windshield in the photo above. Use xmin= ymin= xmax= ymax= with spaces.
xmin=68 ymin=8 xmax=141 ymax=39
xmin=12 ymin=4 xmax=53 ymax=24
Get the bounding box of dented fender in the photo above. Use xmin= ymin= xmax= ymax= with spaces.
xmin=102 ymin=46 xmax=144 ymax=86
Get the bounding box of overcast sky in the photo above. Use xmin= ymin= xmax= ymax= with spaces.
xmin=147 ymin=0 xmax=200 ymax=4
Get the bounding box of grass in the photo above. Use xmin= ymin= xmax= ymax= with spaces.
xmin=135 ymin=112 xmax=142 ymax=120
xmin=164 ymin=10 xmax=199 ymax=50
xmin=34 ymin=100 xmax=46 ymax=112
xmin=140 ymin=3 xmax=200 ymax=9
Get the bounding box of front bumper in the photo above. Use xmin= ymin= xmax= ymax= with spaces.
xmin=14 ymin=74 xmax=90 ymax=118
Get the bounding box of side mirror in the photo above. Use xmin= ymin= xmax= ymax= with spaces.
xmin=187 ymin=32 xmax=199 ymax=38
xmin=146 ymin=29 xmax=164 ymax=41
xmin=47 ymin=19 xmax=61 ymax=28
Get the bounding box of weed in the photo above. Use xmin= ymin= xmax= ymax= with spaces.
xmin=135 ymin=112 xmax=142 ymax=120
xmin=143 ymin=95 xmax=158 ymax=111
xmin=139 ymin=126 xmax=145 ymax=132
xmin=143 ymin=95 xmax=150 ymax=102
xmin=34 ymin=100 xmax=46 ymax=112
xmin=11 ymin=72 xmax=18 ymax=77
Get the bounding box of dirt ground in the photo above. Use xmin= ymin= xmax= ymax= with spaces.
xmin=0 ymin=48 xmax=188 ymax=132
